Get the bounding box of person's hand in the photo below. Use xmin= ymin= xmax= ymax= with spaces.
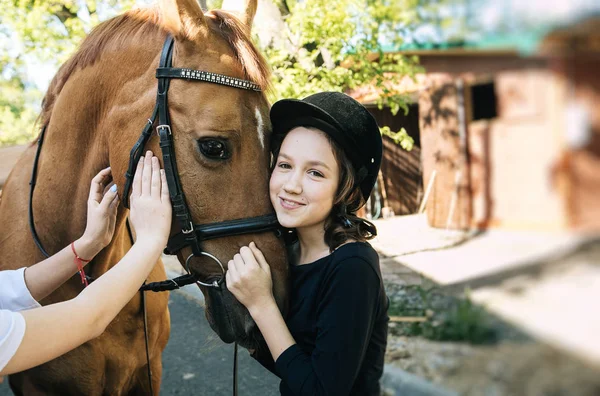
xmin=81 ymin=167 xmax=119 ymax=252
xmin=226 ymin=242 xmax=275 ymax=314
xmin=129 ymin=151 xmax=171 ymax=246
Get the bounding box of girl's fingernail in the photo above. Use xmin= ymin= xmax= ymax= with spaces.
xmin=110 ymin=185 xmax=117 ymax=192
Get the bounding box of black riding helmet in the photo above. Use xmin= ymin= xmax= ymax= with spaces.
xmin=270 ymin=91 xmax=383 ymax=201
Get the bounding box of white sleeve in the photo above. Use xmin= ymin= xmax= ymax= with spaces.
xmin=0 ymin=268 xmax=41 ymax=312
xmin=0 ymin=309 xmax=26 ymax=372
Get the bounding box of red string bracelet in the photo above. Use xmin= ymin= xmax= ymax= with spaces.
xmin=71 ymin=242 xmax=91 ymax=287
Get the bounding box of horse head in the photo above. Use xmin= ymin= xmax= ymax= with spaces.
xmin=49 ymin=0 xmax=288 ymax=349
xmin=154 ymin=0 xmax=288 ymax=348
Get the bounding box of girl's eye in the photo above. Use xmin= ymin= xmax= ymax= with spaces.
xmin=309 ymin=170 xmax=324 ymax=178
xmin=278 ymin=162 xmax=291 ymax=169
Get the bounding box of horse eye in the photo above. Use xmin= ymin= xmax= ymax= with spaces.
xmin=197 ymin=139 xmax=230 ymax=160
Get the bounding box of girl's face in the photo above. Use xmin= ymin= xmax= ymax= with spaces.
xmin=269 ymin=127 xmax=340 ymax=232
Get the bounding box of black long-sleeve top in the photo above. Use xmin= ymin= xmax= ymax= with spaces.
xmin=253 ymin=242 xmax=389 ymax=396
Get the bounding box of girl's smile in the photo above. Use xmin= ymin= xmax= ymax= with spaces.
xmin=278 ymin=196 xmax=306 ymax=210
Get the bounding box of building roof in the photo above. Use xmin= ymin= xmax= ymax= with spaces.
xmin=383 ymin=0 xmax=600 ymax=57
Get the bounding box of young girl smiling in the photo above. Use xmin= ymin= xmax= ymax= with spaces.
xmin=226 ymin=92 xmax=389 ymax=395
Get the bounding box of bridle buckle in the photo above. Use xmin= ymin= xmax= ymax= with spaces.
xmin=181 ymin=221 xmax=194 ymax=234
xmin=156 ymin=124 xmax=172 ymax=136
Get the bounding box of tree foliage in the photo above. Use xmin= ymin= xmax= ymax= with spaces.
xmin=1 ymin=0 xmax=137 ymax=65
xmin=0 ymin=74 xmax=40 ymax=146
xmin=260 ymin=0 xmax=422 ymax=148
xmin=0 ymin=0 xmax=423 ymax=148
xmin=267 ymin=0 xmax=423 ymax=98
xmin=0 ymin=0 xmax=136 ymax=147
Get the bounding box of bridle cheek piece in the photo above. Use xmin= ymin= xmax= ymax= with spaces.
xmin=118 ymin=35 xmax=281 ymax=290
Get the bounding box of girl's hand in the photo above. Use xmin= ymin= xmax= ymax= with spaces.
xmin=129 ymin=151 xmax=172 ymax=246
xmin=226 ymin=242 xmax=274 ymax=314
xmin=81 ymin=167 xmax=119 ymax=252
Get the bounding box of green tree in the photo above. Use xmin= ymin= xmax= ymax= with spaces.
xmin=0 ymin=0 xmax=137 ymax=147
xmin=1 ymin=0 xmax=137 ymax=66
xmin=1 ymin=0 xmax=424 ymax=148
xmin=0 ymin=74 xmax=40 ymax=146
xmin=257 ymin=0 xmax=423 ymax=149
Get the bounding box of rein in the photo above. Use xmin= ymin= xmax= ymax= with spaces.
xmin=28 ymin=34 xmax=281 ymax=396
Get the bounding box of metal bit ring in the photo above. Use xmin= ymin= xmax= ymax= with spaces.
xmin=184 ymin=252 xmax=225 ymax=288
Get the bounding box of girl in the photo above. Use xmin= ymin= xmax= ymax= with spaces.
xmin=226 ymin=92 xmax=389 ymax=395
xmin=0 ymin=151 xmax=171 ymax=375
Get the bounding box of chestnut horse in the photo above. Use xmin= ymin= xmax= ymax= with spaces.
xmin=0 ymin=0 xmax=288 ymax=394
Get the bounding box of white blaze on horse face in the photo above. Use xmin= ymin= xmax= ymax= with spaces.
xmin=255 ymin=106 xmax=265 ymax=149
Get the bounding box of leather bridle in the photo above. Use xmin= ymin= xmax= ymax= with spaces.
xmin=122 ymin=34 xmax=280 ymax=289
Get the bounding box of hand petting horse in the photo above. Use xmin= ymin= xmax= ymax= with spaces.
xmin=0 ymin=0 xmax=288 ymax=394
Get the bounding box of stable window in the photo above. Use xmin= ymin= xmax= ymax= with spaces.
xmin=471 ymin=82 xmax=497 ymax=121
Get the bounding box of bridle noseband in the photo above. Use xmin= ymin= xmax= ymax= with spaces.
xmin=120 ymin=35 xmax=280 ymax=289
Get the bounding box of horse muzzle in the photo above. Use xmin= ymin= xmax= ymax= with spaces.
xmin=205 ymin=285 xmax=259 ymax=348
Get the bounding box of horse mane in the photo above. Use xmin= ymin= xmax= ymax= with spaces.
xmin=39 ymin=5 xmax=271 ymax=129
xmin=206 ymin=9 xmax=271 ymax=92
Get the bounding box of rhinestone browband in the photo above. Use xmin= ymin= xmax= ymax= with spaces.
xmin=156 ymin=67 xmax=262 ymax=92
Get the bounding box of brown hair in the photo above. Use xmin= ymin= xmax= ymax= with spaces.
xmin=271 ymin=128 xmax=377 ymax=251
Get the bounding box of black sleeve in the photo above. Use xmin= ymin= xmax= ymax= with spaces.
xmin=274 ymin=257 xmax=380 ymax=396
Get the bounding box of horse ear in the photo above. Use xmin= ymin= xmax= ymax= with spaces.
xmin=221 ymin=0 xmax=257 ymax=32
xmin=160 ymin=0 xmax=208 ymax=40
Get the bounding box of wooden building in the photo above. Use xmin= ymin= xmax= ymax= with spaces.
xmin=354 ymin=16 xmax=600 ymax=231
xmin=348 ymin=80 xmax=425 ymax=217
xmin=414 ymin=17 xmax=600 ymax=231
xmin=367 ymin=105 xmax=422 ymax=217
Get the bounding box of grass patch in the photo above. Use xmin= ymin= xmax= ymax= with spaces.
xmin=386 ymin=283 xmax=498 ymax=344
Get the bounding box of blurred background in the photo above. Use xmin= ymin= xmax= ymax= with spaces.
xmin=1 ymin=1 xmax=600 ymax=395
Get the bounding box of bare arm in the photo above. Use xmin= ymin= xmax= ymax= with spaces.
xmin=23 ymin=238 xmax=103 ymax=302
xmin=2 ymin=241 xmax=163 ymax=375
xmin=1 ymin=152 xmax=171 ymax=376
xmin=249 ymin=299 xmax=295 ymax=362
xmin=24 ymin=168 xmax=118 ymax=301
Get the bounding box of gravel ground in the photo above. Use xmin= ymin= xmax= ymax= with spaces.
xmin=382 ymin=279 xmax=600 ymax=396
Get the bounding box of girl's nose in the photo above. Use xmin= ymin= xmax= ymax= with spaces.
xmin=283 ymin=171 xmax=302 ymax=194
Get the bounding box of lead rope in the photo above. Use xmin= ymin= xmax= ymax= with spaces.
xmin=125 ymin=219 xmax=154 ymax=395
xmin=234 ymin=342 xmax=238 ymax=396
xmin=29 ymin=126 xmax=50 ymax=259
xmin=141 ymin=289 xmax=154 ymax=394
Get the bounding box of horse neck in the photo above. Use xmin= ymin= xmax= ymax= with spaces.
xmin=37 ymin=38 xmax=162 ymax=271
